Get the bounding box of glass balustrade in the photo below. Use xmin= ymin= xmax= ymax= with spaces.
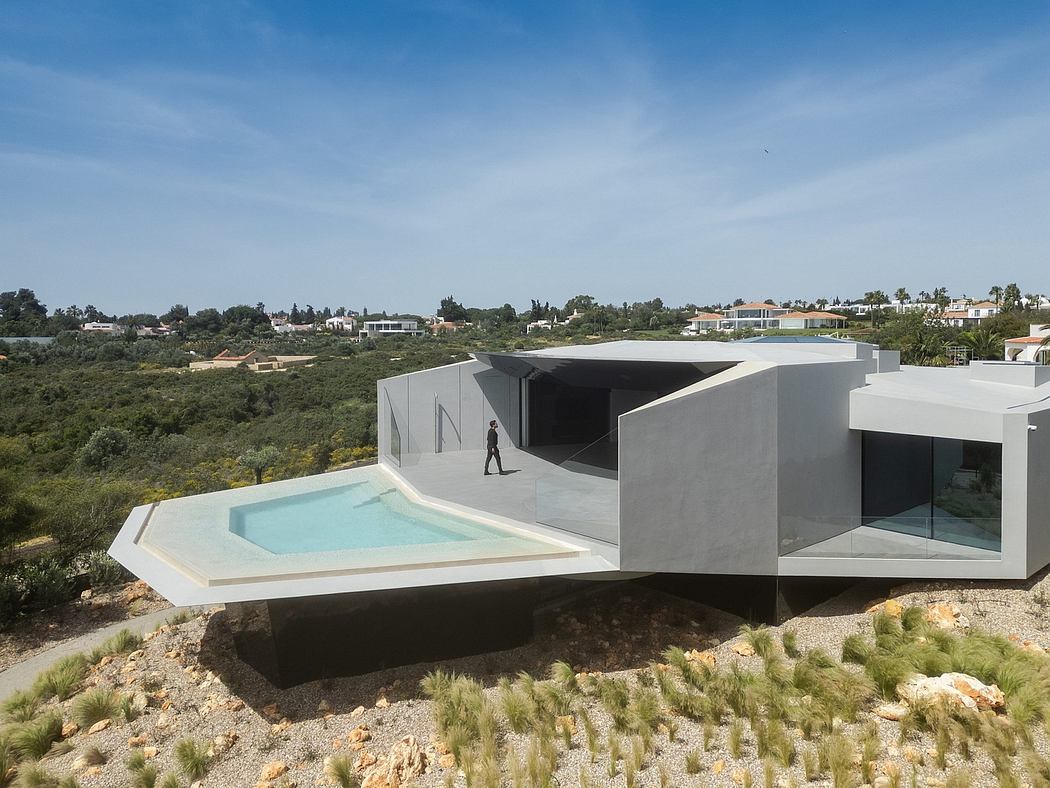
xmin=534 ymin=428 xmax=619 ymax=545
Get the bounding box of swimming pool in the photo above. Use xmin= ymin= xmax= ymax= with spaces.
xmin=137 ymin=465 xmax=579 ymax=586
xmin=229 ymin=481 xmax=509 ymax=554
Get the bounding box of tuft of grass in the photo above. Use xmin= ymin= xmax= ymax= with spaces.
xmin=77 ymin=747 xmax=106 ymax=767
xmin=685 ymin=749 xmax=702 ymax=774
xmin=781 ymin=629 xmax=800 ymax=659
xmin=72 ymin=688 xmax=121 ymax=729
xmin=11 ymin=713 xmax=63 ymax=761
xmin=57 ymin=776 xmax=81 ymax=788
xmin=866 ymin=653 xmax=915 ymax=699
xmin=549 ymin=660 xmax=578 ymax=693
xmin=728 ymin=718 xmax=744 ymax=759
xmin=740 ymin=624 xmax=776 ymax=660
xmin=31 ymin=656 xmax=87 ymax=702
xmin=703 ymin=720 xmax=715 ymax=751
xmin=0 ymin=741 xmax=16 ymax=788
xmin=324 ymin=754 xmax=358 ymax=788
xmin=820 ymin=733 xmax=854 ymax=788
xmin=900 ymin=605 xmax=927 ymax=632
xmin=2 ymin=691 xmax=39 ymax=723
xmin=802 ymin=747 xmax=820 ymax=781
xmin=173 ymin=739 xmax=210 ymax=781
xmin=165 ymin=610 xmax=192 ymax=627
xmin=130 ymin=765 xmax=158 ymax=788
xmin=158 ymin=776 xmax=181 ymax=788
xmin=841 ymin=633 xmax=873 ymax=666
xmin=11 ymin=764 xmax=57 ymax=788
xmin=945 ymin=769 xmax=973 ymax=788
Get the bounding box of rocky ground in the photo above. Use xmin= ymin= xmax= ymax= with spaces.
xmin=8 ymin=571 xmax=1050 ymax=787
xmin=0 ymin=581 xmax=170 ymax=672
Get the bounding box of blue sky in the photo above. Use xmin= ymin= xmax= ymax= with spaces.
xmin=2 ymin=1 xmax=1049 ymax=315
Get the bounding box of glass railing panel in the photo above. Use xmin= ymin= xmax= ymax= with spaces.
xmin=780 ymin=516 xmax=1001 ymax=560
xmin=534 ymin=428 xmax=619 ymax=545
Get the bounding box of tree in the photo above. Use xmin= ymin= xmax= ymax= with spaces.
xmin=918 ymin=290 xmax=931 ymax=303
xmin=304 ymin=305 xmax=317 ymax=324
xmin=863 ymin=290 xmax=889 ymax=327
xmin=960 ymin=328 xmax=1004 ymax=361
xmin=1002 ymin=283 xmax=1022 ymax=312
xmin=162 ymin=304 xmax=189 ymax=324
xmin=289 ymin=303 xmax=303 ymax=324
xmin=438 ymin=295 xmax=469 ymax=323
xmin=564 ymin=295 xmax=596 ymax=315
xmin=237 ymin=446 xmax=281 ymax=485
xmin=78 ymin=427 xmax=132 ymax=470
xmin=895 ymin=288 xmax=911 ymax=304
xmin=988 ymin=285 xmax=1003 ymax=306
xmin=932 ymin=287 xmax=950 ymax=309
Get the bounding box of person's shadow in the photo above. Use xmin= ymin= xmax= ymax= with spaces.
xmin=499 ymin=469 xmax=522 ymax=475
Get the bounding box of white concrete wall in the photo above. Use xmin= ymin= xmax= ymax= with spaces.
xmin=618 ymin=363 xmax=780 ymax=575
xmin=378 ymin=361 xmax=520 ymax=467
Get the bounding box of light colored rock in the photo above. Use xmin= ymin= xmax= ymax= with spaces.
xmin=556 ymin=715 xmax=576 ymax=735
xmin=362 ymin=736 xmax=427 ymax=788
xmin=925 ymin=602 xmax=968 ymax=629
xmin=897 ymin=673 xmax=1005 ymax=711
xmin=438 ymin=753 xmax=456 ymax=769
xmin=271 ymin=717 xmax=292 ymax=735
xmin=712 ymin=759 xmax=726 ymax=775
xmin=1022 ymin=640 xmax=1046 ymax=655
xmin=874 ymin=702 xmax=909 ymax=721
xmin=356 ymin=751 xmax=378 ymax=771
xmin=260 ymin=761 xmax=288 ymax=781
xmin=685 ymin=649 xmax=717 ymax=668
xmin=128 ymin=734 xmax=148 ymax=747
xmin=348 ymin=726 xmax=371 ymax=745
xmin=61 ymin=722 xmax=79 ymax=738
xmin=350 ymin=705 xmax=365 ymax=718
xmin=131 ymin=692 xmax=149 ymax=712
xmin=226 ymin=698 xmax=245 ymax=712
xmin=730 ymin=641 xmax=755 ymax=657
xmin=731 ymin=767 xmax=749 ymax=784
xmin=80 ymin=589 xmax=93 ymax=600
xmin=375 ymin=696 xmax=390 ymax=709
xmin=318 ymin=699 xmax=332 ymax=713
xmin=261 ymin=702 xmax=280 ymax=719
xmin=866 ymin=599 xmax=904 ymax=617
xmin=154 ymin=713 xmax=171 ymax=730
xmin=87 ymin=718 xmax=112 ymax=734
xmin=143 ymin=746 xmax=158 ymax=759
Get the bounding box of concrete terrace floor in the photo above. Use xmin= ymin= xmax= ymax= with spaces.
xmin=391 ymin=445 xmax=619 ymax=545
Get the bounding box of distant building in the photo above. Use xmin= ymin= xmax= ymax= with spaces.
xmin=682 ymin=312 xmax=724 ymax=335
xmin=940 ymin=301 xmax=1001 ymax=328
xmin=777 ymin=311 xmax=849 ymax=330
xmin=135 ymin=325 xmax=172 ymax=337
xmin=271 ymin=317 xmax=314 ymax=334
xmin=324 ymin=316 xmax=357 ymax=332
xmin=429 ymin=321 xmax=464 ymax=334
xmin=81 ymin=321 xmax=123 ymax=334
xmin=189 ymin=349 xmax=315 ymax=372
xmin=1005 ymin=324 xmax=1050 ymax=363
xmin=720 ymin=303 xmax=789 ymax=331
xmin=361 ymin=320 xmax=425 ymax=338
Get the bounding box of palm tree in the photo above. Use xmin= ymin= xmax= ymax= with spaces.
xmin=989 ymin=285 xmax=1004 ymax=306
xmin=894 ymin=288 xmax=911 ymax=304
xmin=960 ymin=328 xmax=1004 ymax=361
xmin=863 ymin=290 xmax=889 ymax=327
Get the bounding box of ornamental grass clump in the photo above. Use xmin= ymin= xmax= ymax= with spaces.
xmin=548 ymin=660 xmax=578 ymax=693
xmin=72 ymin=687 xmax=121 ymax=728
xmin=841 ymin=633 xmax=873 ymax=666
xmin=781 ymin=629 xmax=800 ymax=658
xmin=324 ymin=753 xmax=357 ymax=788
xmin=741 ymin=624 xmax=777 ymax=661
xmin=32 ymin=655 xmax=87 ymax=702
xmin=10 ymin=713 xmax=62 ymax=761
xmin=173 ymin=739 xmax=210 ymax=781
xmin=1 ymin=691 xmax=38 ymax=723
xmin=685 ymin=749 xmax=702 ymax=774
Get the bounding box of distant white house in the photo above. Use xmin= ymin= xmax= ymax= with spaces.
xmin=720 ymin=303 xmax=789 ymax=331
xmin=940 ymin=301 xmax=1001 ymax=328
xmin=681 ymin=312 xmax=724 ymax=335
xmin=270 ymin=317 xmax=314 ymax=334
xmin=777 ymin=311 xmax=849 ymax=330
xmin=361 ymin=319 xmax=425 ymax=338
xmin=325 ymin=316 xmax=357 ymax=332
xmin=1005 ymin=324 xmax=1050 ymax=363
xmin=81 ymin=321 xmax=123 ymax=335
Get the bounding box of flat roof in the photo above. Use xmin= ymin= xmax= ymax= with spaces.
xmin=855 ymin=364 xmax=1050 ymax=414
xmin=512 ymin=339 xmax=873 ymax=365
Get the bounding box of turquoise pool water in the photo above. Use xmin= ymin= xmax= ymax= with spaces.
xmin=229 ymin=479 xmax=506 ymax=555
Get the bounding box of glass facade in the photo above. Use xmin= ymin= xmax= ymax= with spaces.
xmin=389 ymin=409 xmax=401 ymax=467
xmin=861 ymin=432 xmax=1001 ymax=552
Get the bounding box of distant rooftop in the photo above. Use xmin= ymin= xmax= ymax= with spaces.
xmin=734 ymin=335 xmax=853 ymax=344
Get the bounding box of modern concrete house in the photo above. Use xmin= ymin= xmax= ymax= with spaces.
xmin=110 ymin=338 xmax=1050 ymax=684
xmin=361 ymin=319 xmax=425 ymax=338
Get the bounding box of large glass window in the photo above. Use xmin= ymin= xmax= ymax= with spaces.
xmin=389 ymin=409 xmax=402 ymax=467
xmin=862 ymin=432 xmax=1001 ymax=552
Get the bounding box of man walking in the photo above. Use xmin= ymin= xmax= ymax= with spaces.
xmin=484 ymin=419 xmax=505 ymax=475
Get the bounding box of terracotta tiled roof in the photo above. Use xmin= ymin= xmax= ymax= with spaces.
xmin=780 ymin=311 xmax=846 ymax=320
xmin=805 ymin=311 xmax=848 ymax=320
xmin=214 ymin=349 xmax=253 ymax=361
xmin=942 ymin=310 xmax=969 ymax=318
xmin=1005 ymin=336 xmax=1048 ymax=344
xmin=970 ymin=301 xmax=999 ymax=308
xmin=688 ymin=313 xmax=723 ymax=321
xmin=730 ymin=302 xmax=780 ymax=310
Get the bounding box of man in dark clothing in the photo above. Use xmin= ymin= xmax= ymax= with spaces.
xmin=484 ymin=420 xmax=504 ymax=475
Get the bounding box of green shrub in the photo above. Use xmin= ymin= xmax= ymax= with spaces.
xmin=80 ymin=551 xmax=127 ymax=590
xmin=841 ymin=634 xmax=873 ymax=665
xmin=11 ymin=763 xmax=57 ymax=787
xmin=0 ymin=574 xmax=23 ymax=629
xmin=781 ymin=629 xmax=800 ymax=659
xmin=78 ymin=427 xmax=131 ymax=471
xmin=325 ymin=753 xmax=358 ymax=788
xmin=18 ymin=561 xmax=73 ymax=613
